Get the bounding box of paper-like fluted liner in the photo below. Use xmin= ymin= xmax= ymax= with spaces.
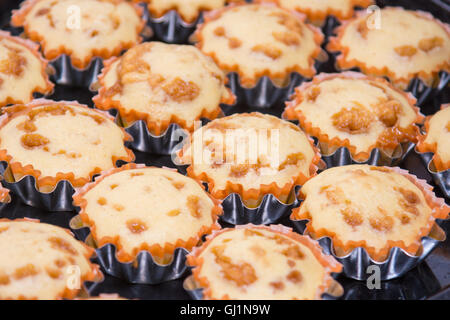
xmin=291 ymin=167 xmax=449 ymax=280
xmin=219 ymin=185 xmax=300 ymax=225
xmin=70 ymin=217 xmax=190 ymax=285
xmin=184 ymin=224 xmax=343 ymax=300
xmin=416 ymin=149 xmax=450 ymax=198
xmin=145 ymin=7 xmax=201 ymax=44
xmin=0 ymin=99 xmax=134 ymax=211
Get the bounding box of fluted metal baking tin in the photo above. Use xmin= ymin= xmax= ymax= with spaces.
xmin=125 ymin=120 xmax=188 ymax=155
xmin=228 ymin=72 xmax=307 ymax=108
xmin=291 ymin=218 xmax=446 ymax=281
xmin=220 ymin=186 xmax=300 ymax=225
xmin=50 ymin=55 xmax=103 ymax=88
xmin=416 ymin=150 xmax=450 ymax=198
xmin=320 ymin=143 xmax=415 ymax=169
xmin=407 ymin=71 xmax=449 ymax=107
xmin=146 ymin=8 xmax=201 ymax=44
xmin=0 ymin=160 xmax=76 ymax=211
xmin=70 ymin=217 xmax=190 ymax=284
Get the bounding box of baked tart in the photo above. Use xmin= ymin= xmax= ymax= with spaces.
xmin=72 ymin=163 xmax=222 ymax=265
xmin=185 ymin=224 xmax=342 ymax=300
xmin=257 ymin=0 xmax=374 ymax=25
xmin=0 ymin=31 xmax=53 ymax=108
xmin=328 ymin=7 xmax=450 ymax=89
xmin=292 ymin=165 xmax=449 ymax=262
xmin=0 ymin=99 xmax=134 ymax=192
xmin=194 ymin=3 xmax=324 ymax=88
xmin=94 ymin=41 xmax=235 ymax=136
xmin=179 ymin=112 xmax=321 ymax=207
xmin=11 ymin=0 xmax=145 ymax=70
xmin=417 ymin=104 xmax=450 ymax=172
xmin=284 ymin=72 xmax=423 ymax=162
xmin=0 ymin=219 xmax=101 ymax=300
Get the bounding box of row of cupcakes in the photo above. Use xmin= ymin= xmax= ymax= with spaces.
xmin=0 ymin=99 xmax=448 ymax=290
xmin=2 ymin=1 xmax=449 ymax=108
xmin=0 ymin=159 xmax=448 ymax=298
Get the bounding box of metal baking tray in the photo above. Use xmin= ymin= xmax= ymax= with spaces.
xmin=0 ymin=0 xmax=449 ymax=300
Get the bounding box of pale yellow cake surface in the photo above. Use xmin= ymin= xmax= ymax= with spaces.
xmin=146 ymin=0 xmax=228 ymax=22
xmin=0 ymin=220 xmax=94 ymax=300
xmin=98 ymin=42 xmax=232 ymax=130
xmin=288 ymin=73 xmax=419 ymax=156
xmin=422 ymin=106 xmax=450 ymax=169
xmin=0 ymin=101 xmax=129 ymax=181
xmin=334 ymin=7 xmax=450 ymax=85
xmin=184 ymin=113 xmax=316 ymax=194
xmin=80 ymin=167 xmax=216 ymax=255
xmin=195 ymin=227 xmax=327 ymax=299
xmin=197 ymin=4 xmax=321 ymax=86
xmin=14 ymin=0 xmax=142 ymax=67
xmin=298 ymin=165 xmax=433 ymax=255
xmin=0 ymin=34 xmax=50 ymax=105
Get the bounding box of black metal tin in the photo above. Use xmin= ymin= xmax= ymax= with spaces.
xmin=321 ymin=143 xmax=415 ymax=169
xmin=70 ymin=215 xmax=190 ymax=285
xmin=219 ymin=186 xmax=300 ymax=225
xmin=291 ymin=218 xmax=447 ymax=281
xmin=50 ymin=55 xmax=104 ymax=88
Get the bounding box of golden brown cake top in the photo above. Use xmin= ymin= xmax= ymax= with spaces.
xmin=293 ymin=165 xmax=449 ymax=261
xmin=195 ymin=3 xmax=324 ymax=87
xmin=94 ymin=42 xmax=234 ymax=135
xmin=0 ymin=99 xmax=133 ymax=190
xmin=417 ymin=104 xmax=450 ymax=172
xmin=0 ymin=31 xmax=53 ymax=107
xmin=73 ymin=164 xmax=221 ymax=263
xmin=328 ymin=7 xmax=450 ymax=88
xmin=284 ymin=72 xmax=422 ymax=161
xmin=12 ymin=0 xmax=145 ymax=69
xmin=0 ymin=219 xmax=100 ymax=300
xmin=187 ymin=225 xmax=342 ymax=300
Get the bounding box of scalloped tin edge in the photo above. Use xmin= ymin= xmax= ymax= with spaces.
xmin=290 ymin=218 xmax=447 ymax=281
xmin=320 ymin=142 xmax=415 ymax=169
xmin=69 ymin=214 xmax=189 ymax=284
xmin=415 ymin=149 xmax=450 ymax=198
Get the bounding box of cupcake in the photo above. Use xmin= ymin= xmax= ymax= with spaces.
xmin=284 ymin=72 xmax=423 ymax=164
xmin=179 ymin=112 xmax=321 ymax=210
xmin=0 ymin=219 xmax=101 ymax=300
xmin=292 ymin=165 xmax=449 ymax=278
xmin=93 ymin=41 xmax=235 ymax=153
xmin=193 ymin=3 xmax=324 ymax=107
xmin=256 ymin=0 xmax=374 ymax=26
xmin=0 ymin=99 xmax=134 ymax=209
xmin=0 ymin=183 xmax=9 ymax=203
xmin=185 ymin=224 xmax=342 ymax=300
xmin=11 ymin=0 xmax=145 ymax=85
xmin=140 ymin=0 xmax=240 ymax=44
xmin=0 ymin=31 xmax=53 ymax=108
xmin=416 ymin=104 xmax=450 ymax=197
xmin=327 ymin=7 xmax=450 ymax=100
xmin=71 ymin=163 xmax=222 ymax=283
